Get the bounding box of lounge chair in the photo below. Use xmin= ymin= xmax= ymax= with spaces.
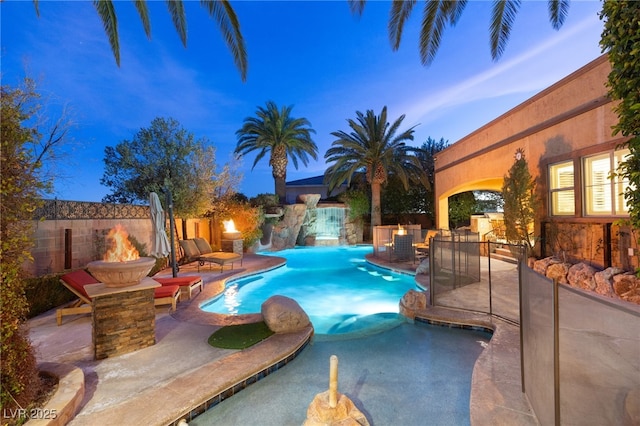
xmin=57 ymin=270 xmax=180 ymax=325
xmin=179 ymin=238 xmax=243 ymax=272
xmin=415 ymin=230 xmax=439 ymax=258
xmin=153 ymin=275 xmax=203 ymax=301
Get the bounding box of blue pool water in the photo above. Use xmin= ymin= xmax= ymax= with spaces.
xmin=201 ymin=245 xmax=418 ymax=335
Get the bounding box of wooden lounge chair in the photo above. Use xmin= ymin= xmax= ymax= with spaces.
xmin=179 ymin=238 xmax=243 ymax=272
xmin=57 ymin=270 xmax=180 ymax=325
xmin=153 ymin=275 xmax=203 ymax=301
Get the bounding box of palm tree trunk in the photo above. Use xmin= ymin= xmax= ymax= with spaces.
xmin=371 ymin=181 xmax=382 ymax=226
xmin=275 ymin=176 xmax=287 ymax=204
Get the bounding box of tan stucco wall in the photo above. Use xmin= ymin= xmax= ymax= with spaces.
xmin=434 ymin=55 xmax=621 ymax=230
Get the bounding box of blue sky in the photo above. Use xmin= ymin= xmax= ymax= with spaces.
xmin=2 ymin=1 xmax=604 ymax=202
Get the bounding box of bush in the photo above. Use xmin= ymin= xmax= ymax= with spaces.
xmin=25 ymin=274 xmax=77 ymax=319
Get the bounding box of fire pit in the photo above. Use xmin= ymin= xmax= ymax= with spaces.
xmin=222 ymin=219 xmax=242 ymax=240
xmin=88 ymin=257 xmax=155 ymax=288
xmin=87 ymin=225 xmax=155 ymax=288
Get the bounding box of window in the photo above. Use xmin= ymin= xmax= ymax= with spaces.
xmin=583 ymin=149 xmax=630 ymax=216
xmin=549 ymin=161 xmax=575 ymax=215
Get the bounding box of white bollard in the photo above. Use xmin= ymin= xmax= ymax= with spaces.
xmin=329 ymin=354 xmax=338 ymax=408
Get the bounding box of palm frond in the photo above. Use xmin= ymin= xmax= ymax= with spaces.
xmin=166 ymin=0 xmax=187 ymax=47
xmin=133 ymin=0 xmax=152 ymax=39
xmin=93 ymin=0 xmax=120 ymax=66
xmin=200 ymin=0 xmax=248 ymax=82
xmin=348 ymin=0 xmax=367 ymax=16
xmin=389 ymin=0 xmax=417 ymax=51
xmin=490 ymin=0 xmax=522 ymax=60
xmin=548 ymin=0 xmax=570 ymax=30
xmin=32 ymin=0 xmax=40 ymax=16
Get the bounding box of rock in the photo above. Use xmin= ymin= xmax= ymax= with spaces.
xmin=594 ymin=267 xmax=624 ymax=297
xmin=298 ymin=193 xmax=321 ymax=208
xmin=533 ymin=257 xmax=560 ymax=276
xmin=567 ymin=262 xmax=597 ymax=291
xmin=271 ymin=204 xmax=307 ymax=250
xmin=546 ymin=262 xmax=571 ymax=284
xmin=415 ymin=258 xmax=429 ymax=275
xmin=401 ymin=289 xmax=427 ymax=311
xmin=612 ymin=273 xmax=640 ymax=304
xmin=303 ymin=390 xmax=369 ymax=426
xmin=261 ymin=295 xmax=311 ymax=333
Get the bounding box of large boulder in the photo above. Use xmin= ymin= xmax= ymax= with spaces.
xmin=546 ymin=262 xmax=571 ymax=284
xmin=613 ymin=273 xmax=640 ymax=304
xmin=261 ymin=295 xmax=311 ymax=333
xmin=533 ymin=257 xmax=560 ymax=276
xmin=594 ymin=267 xmax=624 ymax=297
xmin=567 ymin=262 xmax=597 ymax=291
xmin=271 ymin=204 xmax=307 ymax=250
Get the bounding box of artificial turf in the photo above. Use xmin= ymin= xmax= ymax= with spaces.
xmin=207 ymin=321 xmax=275 ymax=349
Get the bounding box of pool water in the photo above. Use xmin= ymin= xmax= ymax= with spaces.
xmin=201 ymin=245 xmax=418 ymax=335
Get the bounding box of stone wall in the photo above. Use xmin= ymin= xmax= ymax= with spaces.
xmin=533 ymin=257 xmax=640 ymax=305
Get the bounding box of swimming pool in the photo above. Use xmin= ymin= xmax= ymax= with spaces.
xmin=201 ymin=245 xmax=418 ymax=335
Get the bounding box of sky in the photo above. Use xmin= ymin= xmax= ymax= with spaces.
xmin=1 ymin=0 xmax=605 ymax=202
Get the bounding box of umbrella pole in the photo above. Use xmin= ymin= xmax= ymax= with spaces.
xmin=166 ymin=188 xmax=178 ymax=278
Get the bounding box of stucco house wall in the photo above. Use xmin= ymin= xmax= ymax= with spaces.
xmin=433 ymin=54 xmax=636 ymax=270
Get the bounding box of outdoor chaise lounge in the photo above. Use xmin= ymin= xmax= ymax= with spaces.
xmin=415 ymin=230 xmax=439 ymax=258
xmin=57 ymin=270 xmax=180 ymax=325
xmin=154 ymin=276 xmax=203 ymax=301
xmin=179 ymin=238 xmax=243 ymax=272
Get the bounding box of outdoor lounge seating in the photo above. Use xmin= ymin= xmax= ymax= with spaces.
xmin=154 ymin=275 xmax=203 ymax=301
xmin=415 ymin=230 xmax=439 ymax=258
xmin=179 ymin=238 xmax=243 ymax=272
xmin=57 ymin=269 xmax=180 ymax=325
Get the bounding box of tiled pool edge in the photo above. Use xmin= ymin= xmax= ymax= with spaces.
xmin=167 ymin=326 xmax=314 ymax=426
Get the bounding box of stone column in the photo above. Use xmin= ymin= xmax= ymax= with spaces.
xmin=85 ymin=279 xmax=159 ymax=360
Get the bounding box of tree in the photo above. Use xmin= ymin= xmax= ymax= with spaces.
xmin=1 ymin=79 xmax=69 ymax=412
xmin=235 ymin=101 xmax=318 ymax=203
xmin=349 ymin=0 xmax=570 ymax=66
xmin=31 ymin=0 xmax=248 ymax=81
xmin=325 ymin=106 xmax=428 ymax=227
xmin=101 ymin=117 xmax=235 ymax=222
xmin=417 ymin=137 xmax=449 ymax=221
xmin=600 ymin=0 xmax=640 ymax=274
xmin=449 ymin=191 xmax=478 ymax=229
xmin=502 ymin=149 xmax=538 ymax=251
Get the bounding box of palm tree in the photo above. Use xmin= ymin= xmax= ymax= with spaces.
xmin=349 ymin=0 xmax=570 ymax=66
xmin=235 ymin=101 xmax=318 ymax=203
xmin=325 ymin=106 xmax=428 ymax=227
xmin=32 ymin=0 xmax=248 ymax=80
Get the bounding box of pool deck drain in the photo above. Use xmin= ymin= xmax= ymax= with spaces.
xmin=27 ymin=251 xmax=536 ymax=425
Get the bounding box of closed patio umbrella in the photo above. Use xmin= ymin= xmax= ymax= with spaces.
xmin=149 ymin=192 xmax=171 ymax=258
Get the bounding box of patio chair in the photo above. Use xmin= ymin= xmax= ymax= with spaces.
xmin=415 ymin=230 xmax=439 ymax=258
xmin=57 ymin=270 xmax=180 ymax=325
xmin=179 ymin=238 xmax=243 ymax=272
xmin=393 ymin=234 xmax=414 ymax=262
xmin=153 ymin=275 xmax=203 ymax=301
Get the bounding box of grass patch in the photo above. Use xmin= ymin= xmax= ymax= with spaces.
xmin=208 ymin=321 xmax=275 ymax=350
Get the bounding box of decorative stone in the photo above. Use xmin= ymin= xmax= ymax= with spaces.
xmin=402 ymin=289 xmax=427 ymax=310
xmin=594 ymin=267 xmax=624 ymax=297
xmin=546 ymin=262 xmax=571 ymax=284
xmin=567 ymin=262 xmax=597 ymax=291
xmin=533 ymin=257 xmax=560 ymax=276
xmin=271 ymin=204 xmax=307 ymax=250
xmin=416 ymin=258 xmax=429 ymax=275
xmin=261 ymin=295 xmax=311 ymax=333
xmin=303 ymin=390 xmax=370 ymax=426
xmin=298 ymin=194 xmax=321 ymax=208
xmin=613 ymin=273 xmax=640 ymax=303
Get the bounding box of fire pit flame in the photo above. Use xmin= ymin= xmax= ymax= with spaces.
xmin=104 ymin=224 xmax=139 ymax=262
xmin=222 ymin=219 xmax=242 ymax=240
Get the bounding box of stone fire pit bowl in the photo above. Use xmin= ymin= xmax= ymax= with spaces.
xmin=87 ymin=257 xmax=156 ymax=288
xmin=222 ymin=231 xmax=242 ymax=240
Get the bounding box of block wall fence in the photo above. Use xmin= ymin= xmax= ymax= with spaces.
xmin=26 ymin=199 xmax=212 ymax=276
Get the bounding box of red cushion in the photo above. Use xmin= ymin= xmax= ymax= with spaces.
xmin=154 ymin=285 xmax=179 ymax=298
xmin=155 ymin=276 xmax=201 ymax=287
xmin=61 ymin=270 xmax=99 ymax=300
